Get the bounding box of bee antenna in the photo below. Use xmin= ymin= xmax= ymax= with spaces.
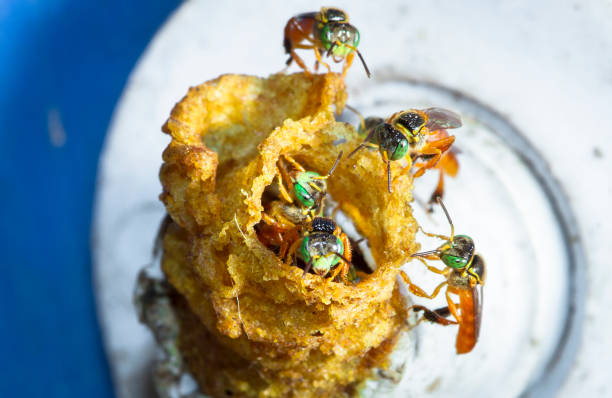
xmin=347 ymin=144 xmax=364 ymax=159
xmin=411 ymin=249 xmax=440 ymax=258
xmin=333 ymin=252 xmax=354 ymax=267
xmin=314 ymin=191 xmax=327 ymax=212
xmin=327 ymin=42 xmax=337 ymax=57
xmin=355 ymin=49 xmax=371 ymax=78
xmin=326 ymin=151 xmax=343 ymax=177
xmin=436 ymin=197 xmax=454 ymax=242
xmin=302 ymin=259 xmax=313 ymax=278
xmin=344 ymin=104 xmax=366 ymax=132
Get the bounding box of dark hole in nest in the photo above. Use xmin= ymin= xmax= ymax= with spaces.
xmin=261 ymin=182 xmax=281 ymax=205
xmin=255 ymin=159 xmax=374 ymax=284
xmin=348 ymin=237 xmax=374 ymax=274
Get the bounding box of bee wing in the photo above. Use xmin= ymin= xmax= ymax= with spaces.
xmin=472 ymin=283 xmax=483 ymax=340
xmin=294 ymin=11 xmax=319 ymax=20
xmin=425 ymin=107 xmax=462 ymax=131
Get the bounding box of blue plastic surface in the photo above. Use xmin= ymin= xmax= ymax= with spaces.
xmin=0 ymin=1 xmax=181 ymax=396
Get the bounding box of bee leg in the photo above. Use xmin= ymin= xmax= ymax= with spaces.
xmin=417 ymin=225 xmax=450 ymax=241
xmin=413 ymin=256 xmax=447 ymax=274
xmin=413 ymin=149 xmax=441 ymax=178
xmin=289 ymin=47 xmax=312 ymax=75
xmin=285 ymin=53 xmax=294 ymax=66
xmin=408 ymin=305 xmax=458 ymax=326
xmin=286 ymin=238 xmax=301 ymax=267
xmin=348 ymin=126 xmax=378 ymax=157
xmin=279 ymin=227 xmax=299 ymax=260
xmin=415 ymin=253 xmax=444 ymax=261
xmin=284 ymin=17 xmax=316 ymax=73
xmin=326 ymin=251 xmax=353 ymax=283
xmin=340 ymin=42 xmax=371 ymax=78
xmin=406 ymin=305 xmax=429 ymax=327
xmin=336 ymin=236 xmax=352 ymax=284
xmin=277 ymin=155 xmax=297 ymax=193
xmin=414 ymin=136 xmax=455 ymax=178
xmin=446 ymin=290 xmax=462 ymax=323
xmin=400 ymin=271 xmax=447 ymax=299
xmin=261 ymin=213 xmax=279 ymax=227
xmin=275 ymin=167 xmax=294 ymax=203
xmin=327 ymin=263 xmax=343 ymax=281
xmin=279 ymin=239 xmax=289 ymax=260
xmin=340 ymin=261 xmax=350 ymax=284
xmin=313 ymin=47 xmax=333 ymax=74
xmin=390 ymin=155 xmax=414 ymax=185
xmin=341 ymin=51 xmax=355 ymax=79
xmin=282 ymin=153 xmax=306 ymax=172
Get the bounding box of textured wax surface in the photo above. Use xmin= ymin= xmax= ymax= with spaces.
xmin=157 ymin=73 xmax=415 ymax=397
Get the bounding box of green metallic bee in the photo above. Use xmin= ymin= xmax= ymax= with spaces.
xmin=348 ymin=108 xmax=462 ymax=193
xmin=275 ymin=151 xmax=343 ymax=221
xmin=285 ymin=217 xmax=353 ymax=283
xmin=400 ymin=198 xmax=487 ymax=354
xmin=283 ymin=7 xmax=371 ymax=78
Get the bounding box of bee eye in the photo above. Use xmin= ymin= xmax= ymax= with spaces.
xmin=390 ymin=139 xmax=408 ymax=160
xmin=299 ymin=237 xmax=311 ymax=264
xmin=339 ymin=26 xmax=350 ymax=42
xmin=294 ymin=183 xmax=314 ymax=207
xmin=442 ymin=253 xmax=468 ymax=269
xmin=319 ymin=24 xmax=333 ymax=49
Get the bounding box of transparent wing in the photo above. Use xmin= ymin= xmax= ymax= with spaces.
xmin=425 ymin=107 xmax=462 ymax=130
xmin=472 ymin=282 xmax=483 ymax=340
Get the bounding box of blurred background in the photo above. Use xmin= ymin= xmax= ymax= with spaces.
xmin=2 ymin=1 xmax=612 ymax=397
xmin=0 ymin=1 xmax=180 ymax=396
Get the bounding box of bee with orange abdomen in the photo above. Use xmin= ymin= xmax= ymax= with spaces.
xmin=401 ymin=198 xmax=486 ymax=354
xmin=349 ymin=108 xmax=462 ymax=193
xmin=283 ymin=7 xmax=370 ymax=78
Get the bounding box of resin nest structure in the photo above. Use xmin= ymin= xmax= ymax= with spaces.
xmin=157 ymin=73 xmax=419 ymax=397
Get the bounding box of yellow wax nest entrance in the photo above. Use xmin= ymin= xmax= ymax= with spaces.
xmin=159 ymin=72 xmax=419 ymax=397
